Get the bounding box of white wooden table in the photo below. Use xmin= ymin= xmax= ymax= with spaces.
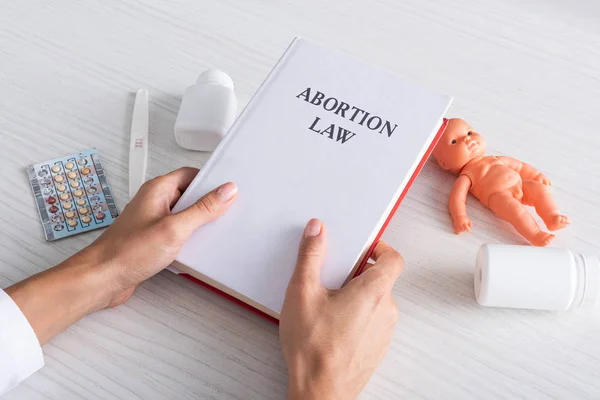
xmin=2 ymin=1 xmax=600 ymax=399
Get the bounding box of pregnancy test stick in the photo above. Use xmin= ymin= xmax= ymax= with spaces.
xmin=129 ymin=89 xmax=149 ymax=200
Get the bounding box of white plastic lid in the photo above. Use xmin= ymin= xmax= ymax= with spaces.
xmin=196 ymin=69 xmax=234 ymax=89
xmin=581 ymin=255 xmax=600 ymax=308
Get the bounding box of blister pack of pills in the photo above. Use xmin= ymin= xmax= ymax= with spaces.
xmin=26 ymin=149 xmax=119 ymax=241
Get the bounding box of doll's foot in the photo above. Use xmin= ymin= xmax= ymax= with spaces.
xmin=545 ymin=214 xmax=571 ymax=231
xmin=530 ymin=231 xmax=555 ymax=247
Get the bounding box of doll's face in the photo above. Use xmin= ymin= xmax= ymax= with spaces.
xmin=433 ymin=118 xmax=486 ymax=174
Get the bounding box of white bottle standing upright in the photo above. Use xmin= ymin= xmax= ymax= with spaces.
xmin=475 ymin=244 xmax=600 ymax=311
xmin=174 ymin=69 xmax=237 ymax=151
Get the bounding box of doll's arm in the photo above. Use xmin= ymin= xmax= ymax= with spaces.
xmin=449 ymin=175 xmax=472 ymax=234
xmin=497 ymin=156 xmax=551 ymax=185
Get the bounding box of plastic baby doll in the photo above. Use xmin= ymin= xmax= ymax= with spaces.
xmin=432 ymin=118 xmax=570 ymax=246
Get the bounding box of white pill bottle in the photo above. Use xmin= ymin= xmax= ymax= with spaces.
xmin=174 ymin=69 xmax=237 ymax=151
xmin=475 ymin=244 xmax=600 ymax=311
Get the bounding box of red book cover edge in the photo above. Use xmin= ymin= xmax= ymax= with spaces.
xmin=179 ymin=118 xmax=449 ymax=326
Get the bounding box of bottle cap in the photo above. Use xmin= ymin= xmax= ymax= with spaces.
xmin=196 ymin=69 xmax=234 ymax=90
xmin=580 ymin=255 xmax=600 ymax=308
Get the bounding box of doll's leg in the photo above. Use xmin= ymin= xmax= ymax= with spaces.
xmin=522 ymin=180 xmax=570 ymax=231
xmin=488 ymin=192 xmax=555 ymax=246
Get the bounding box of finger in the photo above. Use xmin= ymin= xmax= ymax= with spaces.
xmin=290 ymin=219 xmax=327 ymax=287
xmin=163 ymin=167 xmax=200 ymax=192
xmin=371 ymin=241 xmax=404 ymax=274
xmin=140 ymin=167 xmax=200 ymax=207
xmin=370 ymin=241 xmax=399 ymax=262
xmin=354 ymin=242 xmax=404 ymax=295
xmin=360 ymin=262 xmax=376 ymax=273
xmin=168 ymin=181 xmax=237 ymax=233
xmin=162 ymin=167 xmax=200 ymax=207
xmin=169 ymin=190 xmax=183 ymax=209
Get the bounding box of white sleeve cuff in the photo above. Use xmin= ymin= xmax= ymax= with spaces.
xmin=0 ymin=289 xmax=44 ymax=395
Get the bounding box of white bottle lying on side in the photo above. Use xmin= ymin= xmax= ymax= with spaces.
xmin=174 ymin=69 xmax=237 ymax=151
xmin=475 ymin=244 xmax=600 ymax=311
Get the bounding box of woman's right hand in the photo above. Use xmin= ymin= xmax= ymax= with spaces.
xmin=280 ymin=219 xmax=404 ymax=400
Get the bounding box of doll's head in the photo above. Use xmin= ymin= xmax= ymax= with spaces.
xmin=433 ymin=118 xmax=486 ymax=174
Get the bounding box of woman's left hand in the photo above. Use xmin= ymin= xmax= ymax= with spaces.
xmin=7 ymin=167 xmax=236 ymax=344
xmin=92 ymin=167 xmax=237 ymax=307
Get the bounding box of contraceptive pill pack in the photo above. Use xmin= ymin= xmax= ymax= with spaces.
xmin=26 ymin=149 xmax=119 ymax=241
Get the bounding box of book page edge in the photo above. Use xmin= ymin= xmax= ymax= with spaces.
xmin=171 ymin=260 xmax=281 ymax=320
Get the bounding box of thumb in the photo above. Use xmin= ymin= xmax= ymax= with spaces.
xmin=169 ymin=182 xmax=237 ymax=233
xmin=290 ymin=219 xmax=327 ymax=287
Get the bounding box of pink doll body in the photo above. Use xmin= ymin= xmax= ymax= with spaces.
xmin=432 ymin=118 xmax=570 ymax=246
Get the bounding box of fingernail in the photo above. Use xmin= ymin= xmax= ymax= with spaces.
xmin=304 ymin=218 xmax=322 ymax=237
xmin=216 ymin=182 xmax=237 ymax=201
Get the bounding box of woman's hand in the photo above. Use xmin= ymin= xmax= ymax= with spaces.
xmin=91 ymin=167 xmax=237 ymax=307
xmin=6 ymin=167 xmax=236 ymax=344
xmin=280 ymin=219 xmax=404 ymax=400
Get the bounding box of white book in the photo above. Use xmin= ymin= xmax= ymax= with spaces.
xmin=171 ymin=37 xmax=452 ymax=319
